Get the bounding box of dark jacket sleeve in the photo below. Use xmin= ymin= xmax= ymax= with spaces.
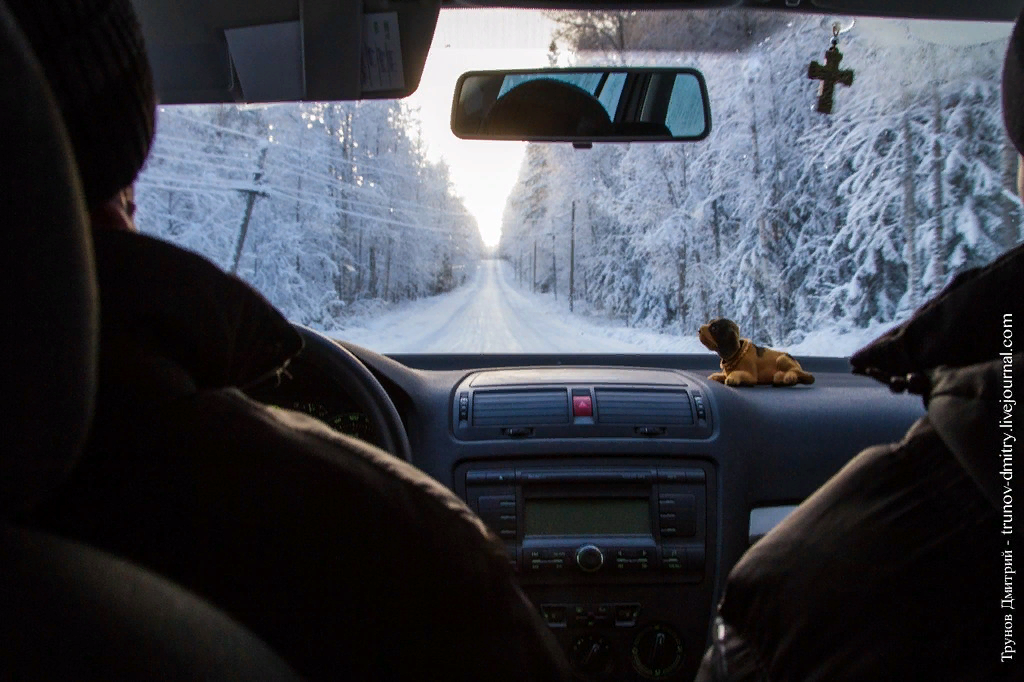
xmin=31 ymin=388 xmax=570 ymax=682
xmin=695 ymin=418 xmax=1004 ymax=682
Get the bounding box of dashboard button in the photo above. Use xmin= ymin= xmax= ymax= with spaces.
xmin=479 ymin=511 xmax=516 ymax=532
xmin=572 ymin=605 xmax=592 ymax=627
xmin=493 ymin=469 xmax=515 ymax=484
xmin=614 ymin=603 xmax=641 ymax=626
xmin=659 ymin=494 xmax=696 ymax=511
xmin=540 ymin=605 xmax=568 ymax=627
xmin=661 ymin=546 xmax=684 ymax=571
xmin=466 ymin=471 xmax=488 ymax=484
xmin=529 ymin=557 xmax=566 ymax=571
xmin=572 ymin=395 xmax=593 ymax=417
xmin=658 ymin=469 xmax=687 ymax=483
xmin=477 ymin=495 xmax=515 ymax=512
xmin=659 ymin=468 xmax=704 ymax=483
xmin=614 ymin=557 xmax=650 ymax=571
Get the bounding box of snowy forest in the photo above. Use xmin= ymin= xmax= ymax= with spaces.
xmin=133 ymin=9 xmax=1024 ymax=351
xmin=499 ymin=11 xmax=1024 ymax=346
xmin=136 ymin=100 xmax=483 ymax=329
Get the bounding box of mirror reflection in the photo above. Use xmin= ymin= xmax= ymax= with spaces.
xmin=451 ymin=68 xmax=711 ymax=142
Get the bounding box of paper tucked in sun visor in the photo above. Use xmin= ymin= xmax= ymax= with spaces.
xmin=361 ymin=13 xmax=405 ymax=92
xmin=225 ymin=21 xmax=305 ymax=102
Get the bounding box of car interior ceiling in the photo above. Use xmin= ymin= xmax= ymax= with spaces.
xmin=2 ymin=0 xmax=1017 ymax=680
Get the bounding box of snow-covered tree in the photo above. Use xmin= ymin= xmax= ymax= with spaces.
xmin=499 ymin=10 xmax=1021 ymax=347
xmin=136 ymin=99 xmax=483 ymax=332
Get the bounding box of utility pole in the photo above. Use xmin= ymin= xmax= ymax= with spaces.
xmin=384 ymin=236 xmax=392 ymax=301
xmin=569 ymin=201 xmax=575 ymax=312
xmin=230 ymin=146 xmax=269 ymax=275
xmin=532 ymin=240 xmax=537 ymax=293
xmin=551 ymin=232 xmax=557 ymax=300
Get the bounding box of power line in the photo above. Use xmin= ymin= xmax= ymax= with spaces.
xmin=159 ymin=109 xmax=431 ymax=181
xmin=140 ymin=161 xmax=475 ymax=223
xmin=137 ymin=178 xmax=474 ymax=236
xmin=149 ymin=118 xmax=476 ymax=218
xmin=145 ymin=148 xmax=476 ymax=220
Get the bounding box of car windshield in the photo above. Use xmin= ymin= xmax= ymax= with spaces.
xmin=137 ymin=9 xmax=1021 ymax=355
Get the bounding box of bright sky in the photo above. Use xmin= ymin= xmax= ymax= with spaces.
xmin=405 ymin=10 xmax=558 ymax=249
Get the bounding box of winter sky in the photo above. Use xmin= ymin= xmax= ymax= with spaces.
xmin=405 ymin=10 xmax=557 ymax=249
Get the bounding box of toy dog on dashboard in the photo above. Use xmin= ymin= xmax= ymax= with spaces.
xmin=698 ymin=318 xmax=814 ymax=387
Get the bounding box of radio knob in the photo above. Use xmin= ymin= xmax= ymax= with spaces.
xmin=576 ymin=544 xmax=604 ymax=572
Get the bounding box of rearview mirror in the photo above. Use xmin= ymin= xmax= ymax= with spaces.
xmin=451 ymin=68 xmax=711 ymax=143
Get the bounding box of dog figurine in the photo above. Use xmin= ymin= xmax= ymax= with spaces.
xmin=698 ymin=318 xmax=814 ymax=387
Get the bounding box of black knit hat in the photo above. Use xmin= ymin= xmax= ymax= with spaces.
xmin=5 ymin=0 xmax=155 ymax=210
xmin=1004 ymin=8 xmax=1024 ymax=157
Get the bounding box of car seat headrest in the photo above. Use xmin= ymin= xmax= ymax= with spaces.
xmin=1003 ymin=7 xmax=1024 ymax=157
xmin=0 ymin=0 xmax=98 ymax=517
xmin=481 ymin=79 xmax=614 ymax=137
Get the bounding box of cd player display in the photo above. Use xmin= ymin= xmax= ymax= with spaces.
xmin=525 ymin=498 xmax=651 ymax=537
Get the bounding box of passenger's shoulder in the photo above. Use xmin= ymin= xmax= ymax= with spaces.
xmin=184 ymin=388 xmax=502 ymax=553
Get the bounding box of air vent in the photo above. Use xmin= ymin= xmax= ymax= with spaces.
xmin=595 ymin=389 xmax=693 ymax=425
xmin=473 ymin=390 xmax=569 ymax=427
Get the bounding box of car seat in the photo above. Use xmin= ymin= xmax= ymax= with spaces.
xmin=0 ymin=2 xmax=299 ymax=677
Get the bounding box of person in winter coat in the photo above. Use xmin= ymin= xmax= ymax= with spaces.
xmin=694 ymin=13 xmax=1024 ymax=681
xmin=6 ymin=0 xmax=571 ymax=680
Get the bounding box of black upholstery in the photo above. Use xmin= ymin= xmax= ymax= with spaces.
xmin=0 ymin=524 xmax=300 ymax=680
xmin=0 ymin=0 xmax=97 ymax=518
xmin=0 ymin=3 xmax=299 ymax=678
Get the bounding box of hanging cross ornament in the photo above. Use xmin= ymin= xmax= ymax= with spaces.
xmin=808 ymin=23 xmax=854 ymax=115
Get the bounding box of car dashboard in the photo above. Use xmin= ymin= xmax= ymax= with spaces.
xmin=251 ymin=340 xmax=925 ymax=681
xmin=249 ymin=369 xmax=378 ymax=443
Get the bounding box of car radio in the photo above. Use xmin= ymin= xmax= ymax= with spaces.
xmin=463 ymin=466 xmax=708 ymax=583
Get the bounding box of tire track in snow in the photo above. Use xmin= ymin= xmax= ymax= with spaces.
xmin=337 ymin=260 xmax=646 ymax=353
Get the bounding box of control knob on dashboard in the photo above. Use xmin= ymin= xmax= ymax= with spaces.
xmin=571 ymin=634 xmax=612 ymax=676
xmin=575 ymin=544 xmax=604 ymax=572
xmin=631 ymin=624 xmax=683 ymax=679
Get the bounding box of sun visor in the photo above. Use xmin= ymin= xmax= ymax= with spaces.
xmin=132 ymin=0 xmax=439 ymax=104
xmin=225 ymin=21 xmax=305 ymax=101
xmin=809 ymin=0 xmax=1021 ymax=21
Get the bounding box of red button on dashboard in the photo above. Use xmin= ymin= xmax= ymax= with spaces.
xmin=572 ymin=395 xmax=593 ymax=417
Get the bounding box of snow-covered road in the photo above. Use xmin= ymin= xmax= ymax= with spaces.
xmin=334 ymin=258 xmax=886 ymax=356
xmin=337 ymin=259 xmax=665 ymax=353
